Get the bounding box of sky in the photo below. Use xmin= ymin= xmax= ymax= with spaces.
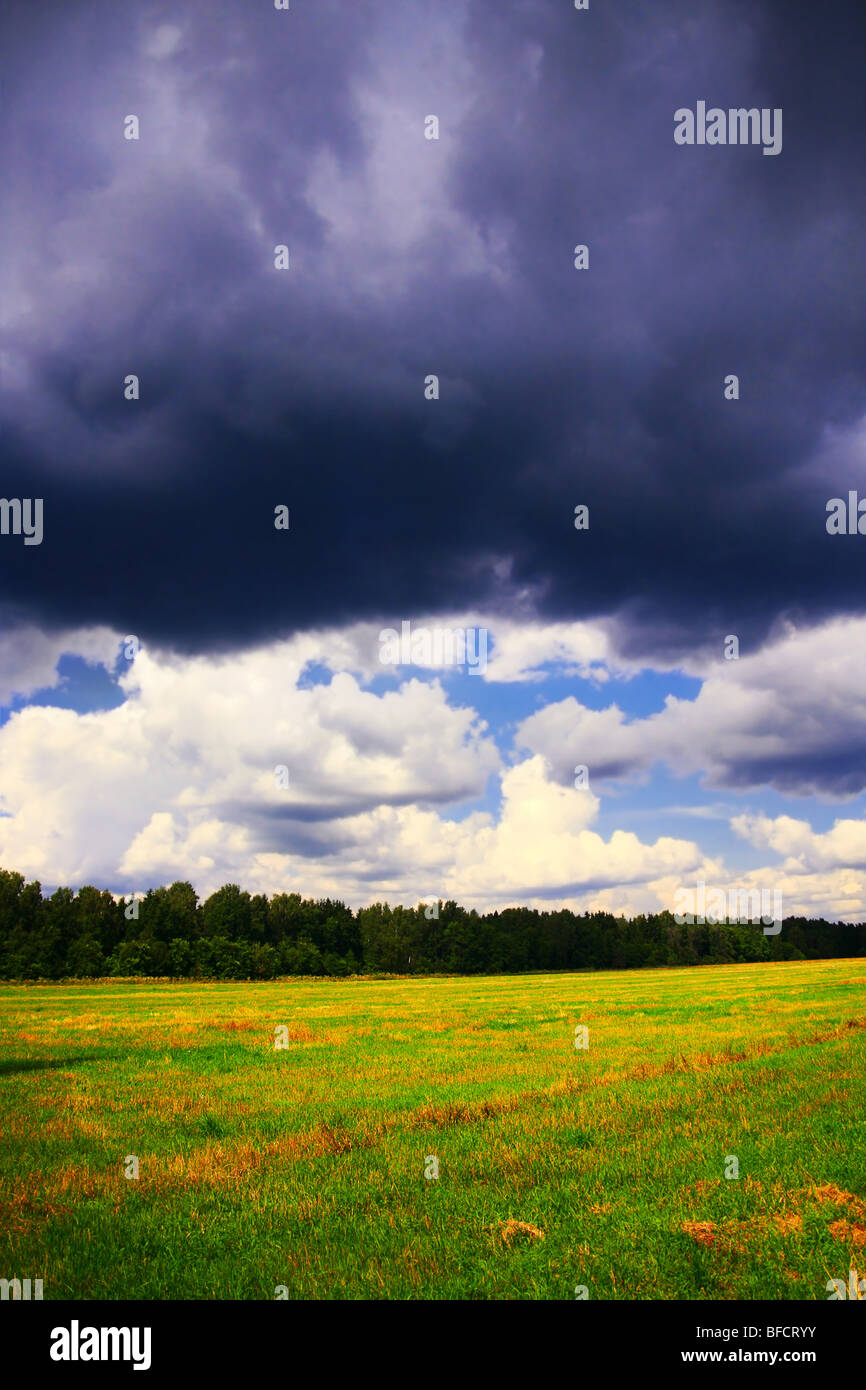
xmin=1 ymin=0 xmax=865 ymax=918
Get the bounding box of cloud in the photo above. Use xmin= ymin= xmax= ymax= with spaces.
xmin=0 ymin=626 xmax=119 ymax=705
xmin=517 ymin=616 xmax=866 ymax=797
xmin=295 ymin=612 xmax=623 ymax=684
xmin=143 ymin=25 xmax=183 ymax=61
xmin=2 ymin=619 xmax=866 ymax=919
xmin=733 ymin=810 xmax=866 ymax=873
xmin=0 ymin=627 xmax=711 ymax=907
xmin=478 ymin=618 xmax=620 ymax=684
xmin=3 ymin=1 xmax=866 ymax=928
xmin=0 ymin=631 xmax=497 ymax=888
xmin=0 ymin=0 xmax=864 ymax=656
xmin=447 ymin=755 xmax=707 ymax=902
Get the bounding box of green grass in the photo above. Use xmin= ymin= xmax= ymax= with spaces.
xmin=1 ymin=959 xmax=864 ymax=1299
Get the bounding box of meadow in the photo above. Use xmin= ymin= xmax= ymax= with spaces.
xmin=1 ymin=958 xmax=864 ymax=1300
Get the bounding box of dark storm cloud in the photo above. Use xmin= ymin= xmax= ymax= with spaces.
xmin=1 ymin=0 xmax=865 ymax=659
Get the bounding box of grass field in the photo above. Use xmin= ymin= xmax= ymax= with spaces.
xmin=1 ymin=959 xmax=864 ymax=1300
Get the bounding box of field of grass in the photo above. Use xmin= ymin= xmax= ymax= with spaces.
xmin=1 ymin=959 xmax=865 ymax=1300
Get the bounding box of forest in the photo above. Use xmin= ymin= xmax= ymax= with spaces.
xmin=0 ymin=867 xmax=863 ymax=979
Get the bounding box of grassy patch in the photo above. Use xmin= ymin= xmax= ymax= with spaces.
xmin=1 ymin=959 xmax=864 ymax=1299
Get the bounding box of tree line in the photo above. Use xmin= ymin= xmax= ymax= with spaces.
xmin=0 ymin=867 xmax=862 ymax=980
